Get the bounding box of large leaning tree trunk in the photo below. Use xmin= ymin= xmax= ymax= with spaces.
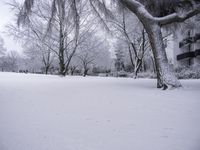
xmin=144 ymin=23 xmax=178 ymax=88
xmin=120 ymin=0 xmax=200 ymax=89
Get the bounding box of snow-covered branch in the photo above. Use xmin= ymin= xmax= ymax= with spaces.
xmin=120 ymin=0 xmax=154 ymax=21
xmin=121 ymin=0 xmax=200 ymax=26
xmin=156 ymin=4 xmax=200 ymax=26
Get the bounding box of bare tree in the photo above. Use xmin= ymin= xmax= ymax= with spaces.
xmin=76 ymin=32 xmax=104 ymax=76
xmin=0 ymin=51 xmax=19 ymax=72
xmin=7 ymin=19 xmax=56 ymax=74
xmin=10 ymin=0 xmax=88 ymax=75
xmin=0 ymin=35 xmax=7 ymax=57
xmin=110 ymin=11 xmax=150 ymax=78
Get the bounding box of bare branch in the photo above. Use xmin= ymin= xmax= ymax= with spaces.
xmin=120 ymin=0 xmax=155 ymax=21
xmin=156 ymin=4 xmax=200 ymax=25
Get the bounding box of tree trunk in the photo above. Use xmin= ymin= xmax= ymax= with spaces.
xmin=83 ymin=68 xmax=88 ymax=77
xmin=134 ymin=58 xmax=142 ymax=79
xmin=128 ymin=45 xmax=135 ymax=71
xmin=144 ymin=23 xmax=181 ymax=89
xmin=59 ymin=55 xmax=65 ymax=76
xmin=45 ymin=65 xmax=49 ymax=75
xmin=119 ymin=0 xmax=184 ymax=89
xmin=58 ymin=24 xmax=66 ymax=76
xmin=71 ymin=69 xmax=74 ymax=75
xmin=70 ymin=66 xmax=76 ymax=75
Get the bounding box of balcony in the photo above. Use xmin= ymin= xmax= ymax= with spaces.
xmin=195 ymin=49 xmax=200 ymax=57
xmin=179 ymin=37 xmax=195 ymax=48
xmin=179 ymin=33 xmax=200 ymax=48
xmin=177 ymin=49 xmax=200 ymax=60
xmin=177 ymin=52 xmax=195 ymax=60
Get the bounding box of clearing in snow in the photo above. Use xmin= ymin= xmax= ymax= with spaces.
xmin=0 ymin=72 xmax=200 ymax=150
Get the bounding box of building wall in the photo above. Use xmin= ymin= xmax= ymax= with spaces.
xmin=172 ymin=28 xmax=200 ymax=67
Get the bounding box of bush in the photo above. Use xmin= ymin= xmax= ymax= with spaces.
xmin=175 ymin=65 xmax=200 ymax=79
xmin=117 ymin=70 xmax=128 ymax=77
xmin=110 ymin=71 xmax=128 ymax=77
xmin=136 ymin=72 xmax=157 ymax=79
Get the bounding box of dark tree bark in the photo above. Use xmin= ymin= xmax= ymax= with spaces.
xmin=83 ymin=67 xmax=89 ymax=77
xmin=57 ymin=9 xmax=65 ymax=76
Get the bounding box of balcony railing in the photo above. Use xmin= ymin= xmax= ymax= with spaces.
xmin=177 ymin=52 xmax=195 ymax=60
xmin=179 ymin=33 xmax=200 ymax=48
xmin=177 ymin=49 xmax=200 ymax=60
xmin=195 ymin=49 xmax=200 ymax=57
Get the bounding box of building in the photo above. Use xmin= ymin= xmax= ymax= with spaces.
xmin=173 ymin=26 xmax=200 ymax=67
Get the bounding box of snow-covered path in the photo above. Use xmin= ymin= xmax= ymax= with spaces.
xmin=0 ymin=72 xmax=200 ymax=150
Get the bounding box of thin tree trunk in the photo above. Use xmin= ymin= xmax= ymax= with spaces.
xmin=70 ymin=66 xmax=77 ymax=75
xmin=59 ymin=54 xmax=65 ymax=76
xmin=71 ymin=68 xmax=75 ymax=75
xmin=83 ymin=69 xmax=88 ymax=77
xmin=128 ymin=45 xmax=135 ymax=70
xmin=59 ymin=22 xmax=66 ymax=76
xmin=150 ymin=56 xmax=156 ymax=74
xmin=45 ymin=65 xmax=49 ymax=74
xmin=134 ymin=58 xmax=142 ymax=78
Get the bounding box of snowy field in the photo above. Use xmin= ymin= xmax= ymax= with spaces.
xmin=0 ymin=72 xmax=200 ymax=150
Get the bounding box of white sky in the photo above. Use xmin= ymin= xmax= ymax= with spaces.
xmin=0 ymin=0 xmax=23 ymax=53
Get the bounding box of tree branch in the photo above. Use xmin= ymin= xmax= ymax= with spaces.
xmin=120 ymin=0 xmax=155 ymax=21
xmin=156 ymin=4 xmax=200 ymax=26
xmin=121 ymin=0 xmax=200 ymax=26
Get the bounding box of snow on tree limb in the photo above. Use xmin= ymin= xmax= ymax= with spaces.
xmin=120 ymin=0 xmax=200 ymax=26
xmin=156 ymin=4 xmax=200 ymax=26
xmin=119 ymin=0 xmax=155 ymax=21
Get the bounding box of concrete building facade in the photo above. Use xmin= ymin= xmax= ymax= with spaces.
xmin=173 ymin=28 xmax=200 ymax=67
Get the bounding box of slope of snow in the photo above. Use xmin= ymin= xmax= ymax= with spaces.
xmin=0 ymin=72 xmax=200 ymax=150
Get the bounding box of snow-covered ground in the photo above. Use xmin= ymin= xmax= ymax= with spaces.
xmin=0 ymin=72 xmax=200 ymax=150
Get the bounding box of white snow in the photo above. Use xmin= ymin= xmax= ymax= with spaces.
xmin=0 ymin=72 xmax=200 ymax=150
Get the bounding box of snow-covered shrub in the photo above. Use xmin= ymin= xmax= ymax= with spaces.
xmin=98 ymin=73 xmax=109 ymax=77
xmin=127 ymin=72 xmax=156 ymax=78
xmin=137 ymin=72 xmax=157 ymax=79
xmin=110 ymin=71 xmax=128 ymax=77
xmin=117 ymin=70 xmax=128 ymax=77
xmin=175 ymin=65 xmax=200 ymax=79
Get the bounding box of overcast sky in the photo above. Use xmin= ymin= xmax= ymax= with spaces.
xmin=0 ymin=0 xmax=23 ymax=53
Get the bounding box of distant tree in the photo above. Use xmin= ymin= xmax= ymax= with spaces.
xmin=0 ymin=51 xmax=19 ymax=72
xmin=114 ymin=47 xmax=125 ymax=72
xmin=76 ymin=32 xmax=110 ymax=76
xmin=110 ymin=10 xmax=151 ymax=77
xmin=0 ymin=35 xmax=7 ymax=57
